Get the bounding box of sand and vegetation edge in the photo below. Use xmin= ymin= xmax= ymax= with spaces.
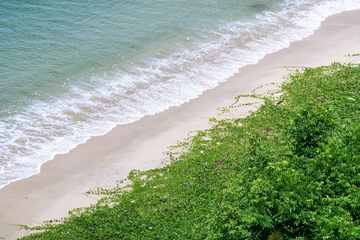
xmin=21 ymin=60 xmax=360 ymax=239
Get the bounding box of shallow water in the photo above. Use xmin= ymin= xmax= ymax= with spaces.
xmin=1 ymin=0 xmax=360 ymax=189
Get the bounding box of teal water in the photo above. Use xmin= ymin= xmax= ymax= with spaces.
xmin=1 ymin=0 xmax=360 ymax=188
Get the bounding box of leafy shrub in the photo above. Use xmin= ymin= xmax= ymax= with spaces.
xmin=206 ymin=105 xmax=360 ymax=239
xmin=286 ymin=103 xmax=337 ymax=158
xmin=20 ymin=62 xmax=360 ymax=239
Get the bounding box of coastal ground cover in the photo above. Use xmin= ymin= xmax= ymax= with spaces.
xmin=21 ymin=62 xmax=360 ymax=239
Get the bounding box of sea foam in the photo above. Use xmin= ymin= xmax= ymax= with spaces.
xmin=1 ymin=0 xmax=360 ymax=189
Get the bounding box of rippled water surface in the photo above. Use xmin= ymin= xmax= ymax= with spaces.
xmin=1 ymin=0 xmax=360 ymax=188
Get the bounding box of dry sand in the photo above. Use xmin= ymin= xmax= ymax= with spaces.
xmin=1 ymin=9 xmax=360 ymax=240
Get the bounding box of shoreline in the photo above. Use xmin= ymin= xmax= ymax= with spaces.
xmin=1 ymin=9 xmax=360 ymax=239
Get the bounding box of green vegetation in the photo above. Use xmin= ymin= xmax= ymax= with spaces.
xmin=21 ymin=62 xmax=360 ymax=239
xmin=346 ymin=53 xmax=360 ymax=57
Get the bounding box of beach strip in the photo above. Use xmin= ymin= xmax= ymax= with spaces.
xmin=1 ymin=9 xmax=360 ymax=240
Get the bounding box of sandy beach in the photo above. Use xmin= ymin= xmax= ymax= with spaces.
xmin=1 ymin=9 xmax=360 ymax=240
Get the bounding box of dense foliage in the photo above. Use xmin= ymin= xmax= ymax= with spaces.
xmin=21 ymin=62 xmax=360 ymax=239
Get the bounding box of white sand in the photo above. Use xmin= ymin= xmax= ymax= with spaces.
xmin=1 ymin=9 xmax=360 ymax=240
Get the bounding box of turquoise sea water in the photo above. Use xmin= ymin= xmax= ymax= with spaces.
xmin=1 ymin=0 xmax=360 ymax=189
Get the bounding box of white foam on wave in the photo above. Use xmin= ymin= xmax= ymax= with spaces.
xmin=1 ymin=0 xmax=360 ymax=189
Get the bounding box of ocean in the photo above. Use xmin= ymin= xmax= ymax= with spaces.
xmin=1 ymin=0 xmax=360 ymax=189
